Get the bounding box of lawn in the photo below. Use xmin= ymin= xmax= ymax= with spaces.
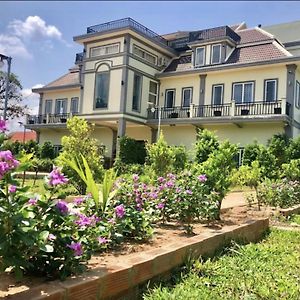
xmin=143 ymin=229 xmax=300 ymax=300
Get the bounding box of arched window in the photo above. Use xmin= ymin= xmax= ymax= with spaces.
xmin=94 ymin=64 xmax=110 ymax=109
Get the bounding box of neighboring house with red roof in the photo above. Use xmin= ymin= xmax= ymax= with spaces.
xmin=9 ymin=131 xmax=37 ymax=143
xmin=27 ymin=18 xmax=300 ymax=164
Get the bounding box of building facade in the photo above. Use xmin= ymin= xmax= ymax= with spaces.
xmin=27 ymin=18 xmax=300 ymax=163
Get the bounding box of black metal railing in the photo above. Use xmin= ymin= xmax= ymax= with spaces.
xmin=147 ymin=100 xmax=289 ymax=120
xmin=75 ymin=52 xmax=84 ymax=64
xmin=26 ymin=113 xmax=78 ymax=125
xmin=86 ymin=18 xmax=168 ymax=46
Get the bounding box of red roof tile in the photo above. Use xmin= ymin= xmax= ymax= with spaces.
xmin=237 ymin=28 xmax=273 ymax=44
xmin=9 ymin=131 xmax=37 ymax=142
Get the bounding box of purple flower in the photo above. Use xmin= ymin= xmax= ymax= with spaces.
xmin=150 ymin=192 xmax=158 ymax=199
xmin=47 ymin=167 xmax=68 ymax=186
xmin=0 ymin=150 xmax=19 ymax=179
xmin=56 ymin=200 xmax=69 ymax=214
xmin=108 ymin=218 xmax=116 ymax=225
xmin=158 ymin=177 xmax=165 ymax=183
xmin=48 ymin=234 xmax=56 ymax=241
xmin=167 ymin=173 xmax=176 ymax=180
xmin=156 ymin=202 xmax=165 ymax=209
xmin=136 ymin=203 xmax=143 ymax=211
xmin=197 ymin=174 xmax=207 ymax=182
xmin=98 ymin=237 xmax=108 ymax=244
xmin=28 ymin=198 xmax=37 ymax=205
xmin=115 ymin=204 xmax=126 ymax=218
xmin=132 ymin=174 xmax=139 ymax=182
xmin=67 ymin=241 xmax=83 ymax=256
xmin=73 ymin=197 xmax=84 ymax=205
xmin=185 ymin=190 xmax=193 ymax=195
xmin=8 ymin=185 xmax=16 ymax=193
xmin=0 ymin=119 xmax=7 ymax=133
xmin=166 ymin=180 xmax=175 ymax=188
xmin=75 ymin=213 xmax=98 ymax=227
xmin=176 ymin=188 xmax=182 ymax=193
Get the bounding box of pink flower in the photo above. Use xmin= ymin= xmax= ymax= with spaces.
xmin=167 ymin=173 xmax=176 ymax=180
xmin=67 ymin=241 xmax=83 ymax=256
xmin=158 ymin=177 xmax=165 ymax=183
xmin=115 ymin=204 xmax=126 ymax=218
xmin=48 ymin=234 xmax=56 ymax=241
xmin=8 ymin=185 xmax=16 ymax=193
xmin=0 ymin=150 xmax=19 ymax=179
xmin=0 ymin=119 xmax=7 ymax=133
xmin=132 ymin=174 xmax=139 ymax=182
xmin=73 ymin=197 xmax=84 ymax=205
xmin=47 ymin=167 xmax=68 ymax=186
xmin=197 ymin=174 xmax=207 ymax=182
xmin=98 ymin=237 xmax=108 ymax=244
xmin=166 ymin=180 xmax=174 ymax=188
xmin=28 ymin=198 xmax=37 ymax=205
xmin=185 ymin=190 xmax=193 ymax=195
xmin=156 ymin=202 xmax=165 ymax=209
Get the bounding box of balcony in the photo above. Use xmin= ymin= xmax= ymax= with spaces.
xmin=26 ymin=113 xmax=77 ymax=126
xmin=147 ymin=100 xmax=290 ymax=121
xmin=86 ymin=17 xmax=168 ymax=46
xmin=75 ymin=52 xmax=84 ymax=64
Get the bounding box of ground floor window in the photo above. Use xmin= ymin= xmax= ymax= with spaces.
xmin=53 ymin=145 xmax=63 ymax=156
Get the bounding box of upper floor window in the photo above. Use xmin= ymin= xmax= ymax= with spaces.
xmin=212 ymin=84 xmax=224 ymax=105
xmin=149 ymin=81 xmax=158 ymax=105
xmin=95 ymin=72 xmax=109 ymax=109
xmin=195 ymin=47 xmax=205 ymax=66
xmin=55 ymin=99 xmax=67 ymax=114
xmin=71 ymin=97 xmax=79 ymax=113
xmin=90 ymin=43 xmax=120 ymax=57
xmin=264 ymin=79 xmax=277 ymax=102
xmin=45 ymin=99 xmax=52 ymax=114
xmin=182 ymin=87 xmax=192 ymax=107
xmin=296 ymin=81 xmax=300 ymax=108
xmin=211 ymin=44 xmax=221 ymax=64
xmin=133 ymin=45 xmax=157 ymax=65
xmin=165 ymin=89 xmax=175 ymax=108
xmin=132 ymin=73 xmax=142 ymax=111
xmin=233 ymin=82 xmax=254 ymax=103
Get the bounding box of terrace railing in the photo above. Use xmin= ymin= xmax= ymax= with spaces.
xmin=26 ymin=113 xmax=78 ymax=125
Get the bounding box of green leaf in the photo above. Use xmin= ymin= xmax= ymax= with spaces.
xmin=39 ymin=244 xmax=54 ymax=253
xmin=23 ymin=210 xmax=35 ymax=219
xmin=39 ymin=230 xmax=50 ymax=241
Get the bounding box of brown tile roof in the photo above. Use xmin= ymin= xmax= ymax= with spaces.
xmin=9 ymin=131 xmax=37 ymax=142
xmin=164 ymin=55 xmax=192 ymax=72
xmin=43 ymin=66 xmax=80 ymax=89
xmin=226 ymin=42 xmax=288 ymax=64
xmin=237 ymin=28 xmax=273 ymax=44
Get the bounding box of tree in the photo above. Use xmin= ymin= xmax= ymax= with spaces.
xmin=267 ymin=133 xmax=290 ymax=167
xmin=56 ymin=116 xmax=105 ymax=194
xmin=0 ymin=71 xmax=28 ymax=118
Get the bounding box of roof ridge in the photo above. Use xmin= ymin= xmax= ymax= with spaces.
xmin=272 ymin=40 xmax=293 ymax=57
xmin=43 ymin=71 xmax=73 ymax=88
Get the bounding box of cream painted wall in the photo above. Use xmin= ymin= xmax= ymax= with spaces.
xmin=126 ymin=126 xmax=152 ymax=141
xmin=85 ymin=56 xmax=124 ymax=70
xmin=41 ymin=88 xmax=80 ymax=114
xmin=85 ymin=37 xmax=125 ymax=58
xmin=128 ymin=57 xmax=157 ymax=77
xmin=39 ymin=129 xmax=69 ymax=145
xmin=82 ymin=65 xmax=123 ymax=114
xmin=159 ymin=75 xmax=200 ymax=106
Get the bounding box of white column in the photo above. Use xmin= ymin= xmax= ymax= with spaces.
xmin=231 ymin=100 xmax=236 ymax=116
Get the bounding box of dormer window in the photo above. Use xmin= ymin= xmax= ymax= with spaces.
xmin=211 ymin=44 xmax=221 ymax=64
xmin=195 ymin=47 xmax=205 ymax=66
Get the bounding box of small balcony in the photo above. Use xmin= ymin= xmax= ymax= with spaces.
xmin=75 ymin=52 xmax=84 ymax=64
xmin=147 ymin=100 xmax=291 ymax=121
xmin=26 ymin=113 xmax=77 ymax=126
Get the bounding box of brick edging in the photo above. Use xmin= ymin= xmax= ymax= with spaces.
xmin=279 ymin=204 xmax=300 ymax=217
xmin=10 ymin=218 xmax=269 ymax=300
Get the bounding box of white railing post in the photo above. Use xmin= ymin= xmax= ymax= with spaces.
xmin=189 ymin=103 xmax=194 ymax=118
xmin=46 ymin=113 xmax=49 ymax=124
xmin=231 ymin=100 xmax=235 ymax=116
xmin=281 ymin=98 xmax=286 ymax=115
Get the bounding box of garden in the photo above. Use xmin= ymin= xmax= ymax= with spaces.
xmin=1 ymin=116 xmax=300 ymax=299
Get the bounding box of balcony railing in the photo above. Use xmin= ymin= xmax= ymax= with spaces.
xmin=26 ymin=113 xmax=78 ymax=125
xmin=147 ymin=100 xmax=290 ymax=120
xmin=75 ymin=52 xmax=84 ymax=64
xmin=86 ymin=18 xmax=168 ymax=46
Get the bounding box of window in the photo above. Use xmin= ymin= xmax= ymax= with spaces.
xmin=95 ymin=72 xmax=109 ymax=109
xmin=71 ymin=97 xmax=79 ymax=113
xmin=90 ymin=43 xmax=119 ymax=57
xmin=55 ymin=99 xmax=67 ymax=114
xmin=182 ymin=88 xmax=192 ymax=107
xmin=233 ymin=82 xmax=254 ymax=103
xmin=165 ymin=89 xmax=175 ymax=108
xmin=195 ymin=47 xmax=205 ymax=66
xmin=296 ymin=81 xmax=300 ymax=108
xmin=149 ymin=81 xmax=158 ymax=105
xmin=211 ymin=44 xmax=221 ymax=64
xmin=132 ymin=73 xmax=142 ymax=111
xmin=212 ymin=84 xmax=224 ymax=105
xmin=133 ymin=45 xmax=157 ymax=65
xmin=45 ymin=99 xmax=52 ymax=114
xmin=264 ymin=79 xmax=277 ymax=102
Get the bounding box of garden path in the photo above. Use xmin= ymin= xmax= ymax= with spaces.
xmin=221 ymin=190 xmax=255 ymax=210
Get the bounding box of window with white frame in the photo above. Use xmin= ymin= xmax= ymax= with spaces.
xmin=133 ymin=45 xmax=157 ymax=65
xmin=296 ymin=81 xmax=300 ymax=108
xmin=233 ymin=82 xmax=254 ymax=103
xmin=148 ymin=81 xmax=158 ymax=105
xmin=55 ymin=99 xmax=67 ymax=114
xmin=264 ymin=79 xmax=277 ymax=102
xmin=212 ymin=84 xmax=224 ymax=105
xmin=182 ymin=87 xmax=192 ymax=107
xmin=44 ymin=99 xmax=52 ymax=114
xmin=195 ymin=47 xmax=205 ymax=66
xmin=90 ymin=43 xmax=120 ymax=57
xmin=165 ymin=89 xmax=175 ymax=108
xmin=211 ymin=44 xmax=221 ymax=64
xmin=70 ymin=97 xmax=79 ymax=113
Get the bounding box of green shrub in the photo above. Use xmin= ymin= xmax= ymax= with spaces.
xmin=118 ymin=136 xmax=146 ymax=164
xmin=171 ymin=145 xmax=188 ymax=171
xmin=281 ymin=159 xmax=300 ymax=181
xmin=40 ymin=141 xmax=56 ymax=159
xmin=194 ymin=129 xmax=219 ymax=164
xmin=267 ymin=133 xmax=290 ymax=167
xmin=287 ymin=136 xmax=300 ymax=160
